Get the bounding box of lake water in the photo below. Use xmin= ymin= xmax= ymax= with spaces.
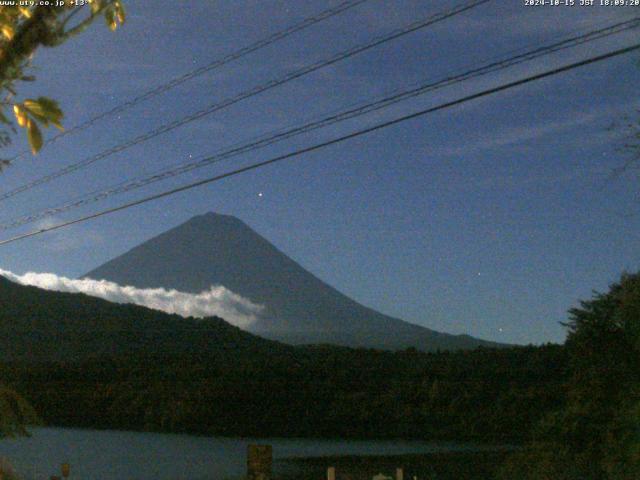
xmin=0 ymin=427 xmax=482 ymax=480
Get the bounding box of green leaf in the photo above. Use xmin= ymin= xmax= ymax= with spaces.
xmin=90 ymin=0 xmax=103 ymax=14
xmin=105 ymin=8 xmax=116 ymax=31
xmin=36 ymin=97 xmax=63 ymax=122
xmin=26 ymin=120 xmax=42 ymax=154
xmin=35 ymin=97 xmax=60 ymax=112
xmin=13 ymin=105 xmax=27 ymax=127
xmin=22 ymin=98 xmax=64 ymax=128
xmin=1 ymin=24 xmax=14 ymax=41
xmin=115 ymin=0 xmax=126 ymax=24
xmin=23 ymin=99 xmax=49 ymax=125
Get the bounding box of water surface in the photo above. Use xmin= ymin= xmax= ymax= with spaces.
xmin=0 ymin=427 xmax=481 ymax=479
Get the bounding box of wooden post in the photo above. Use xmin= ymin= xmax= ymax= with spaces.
xmin=327 ymin=466 xmax=336 ymax=480
xmin=396 ymin=467 xmax=404 ymax=480
xmin=247 ymin=444 xmax=272 ymax=480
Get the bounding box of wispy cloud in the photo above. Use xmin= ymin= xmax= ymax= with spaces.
xmin=0 ymin=269 xmax=264 ymax=328
xmin=430 ymin=101 xmax=633 ymax=157
xmin=28 ymin=218 xmax=104 ymax=253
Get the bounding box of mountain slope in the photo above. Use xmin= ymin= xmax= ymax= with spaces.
xmin=85 ymin=213 xmax=501 ymax=351
xmin=0 ymin=275 xmax=286 ymax=362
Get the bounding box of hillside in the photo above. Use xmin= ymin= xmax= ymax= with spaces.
xmin=85 ymin=213 xmax=501 ymax=351
xmin=0 ymin=275 xmax=286 ymax=362
xmin=0 ymin=273 xmax=565 ymax=441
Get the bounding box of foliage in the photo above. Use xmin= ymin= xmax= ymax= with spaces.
xmin=0 ymin=1 xmax=125 ymax=437
xmin=0 ymin=0 xmax=124 ymax=159
xmin=0 ymin=274 xmax=568 ymax=442
xmin=499 ymin=272 xmax=640 ymax=480
xmin=0 ymin=345 xmax=567 ymax=443
xmin=0 ymin=385 xmax=39 ymax=437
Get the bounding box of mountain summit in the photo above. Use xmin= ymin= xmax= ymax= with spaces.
xmin=85 ymin=213 xmax=499 ymax=351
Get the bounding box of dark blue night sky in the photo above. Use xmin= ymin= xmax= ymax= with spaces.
xmin=0 ymin=0 xmax=638 ymax=345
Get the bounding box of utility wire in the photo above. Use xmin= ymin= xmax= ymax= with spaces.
xmin=1 ymin=42 xmax=637 ymax=247
xmin=2 ymin=17 xmax=637 ymax=230
xmin=7 ymin=0 xmax=371 ymax=162
xmin=0 ymin=0 xmax=490 ymax=202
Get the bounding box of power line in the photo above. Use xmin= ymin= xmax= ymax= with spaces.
xmin=6 ymin=0 xmax=371 ymax=162
xmin=0 ymin=0 xmax=490 ymax=203
xmin=2 ymin=17 xmax=637 ymax=230
xmin=1 ymin=42 xmax=637 ymax=247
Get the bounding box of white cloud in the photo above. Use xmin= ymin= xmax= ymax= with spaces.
xmin=0 ymin=269 xmax=263 ymax=328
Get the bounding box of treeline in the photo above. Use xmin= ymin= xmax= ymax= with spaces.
xmin=499 ymin=272 xmax=640 ymax=479
xmin=3 ymin=271 xmax=637 ymax=479
xmin=0 ymin=275 xmax=566 ymax=444
xmin=2 ymin=343 xmax=566 ymax=443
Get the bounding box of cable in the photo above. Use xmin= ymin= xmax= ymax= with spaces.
xmin=1 ymin=42 xmax=637 ymax=247
xmin=2 ymin=17 xmax=637 ymax=230
xmin=6 ymin=0 xmax=371 ymax=162
xmin=0 ymin=0 xmax=491 ymax=202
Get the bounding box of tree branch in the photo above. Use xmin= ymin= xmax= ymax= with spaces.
xmin=0 ymin=6 xmax=62 ymax=84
